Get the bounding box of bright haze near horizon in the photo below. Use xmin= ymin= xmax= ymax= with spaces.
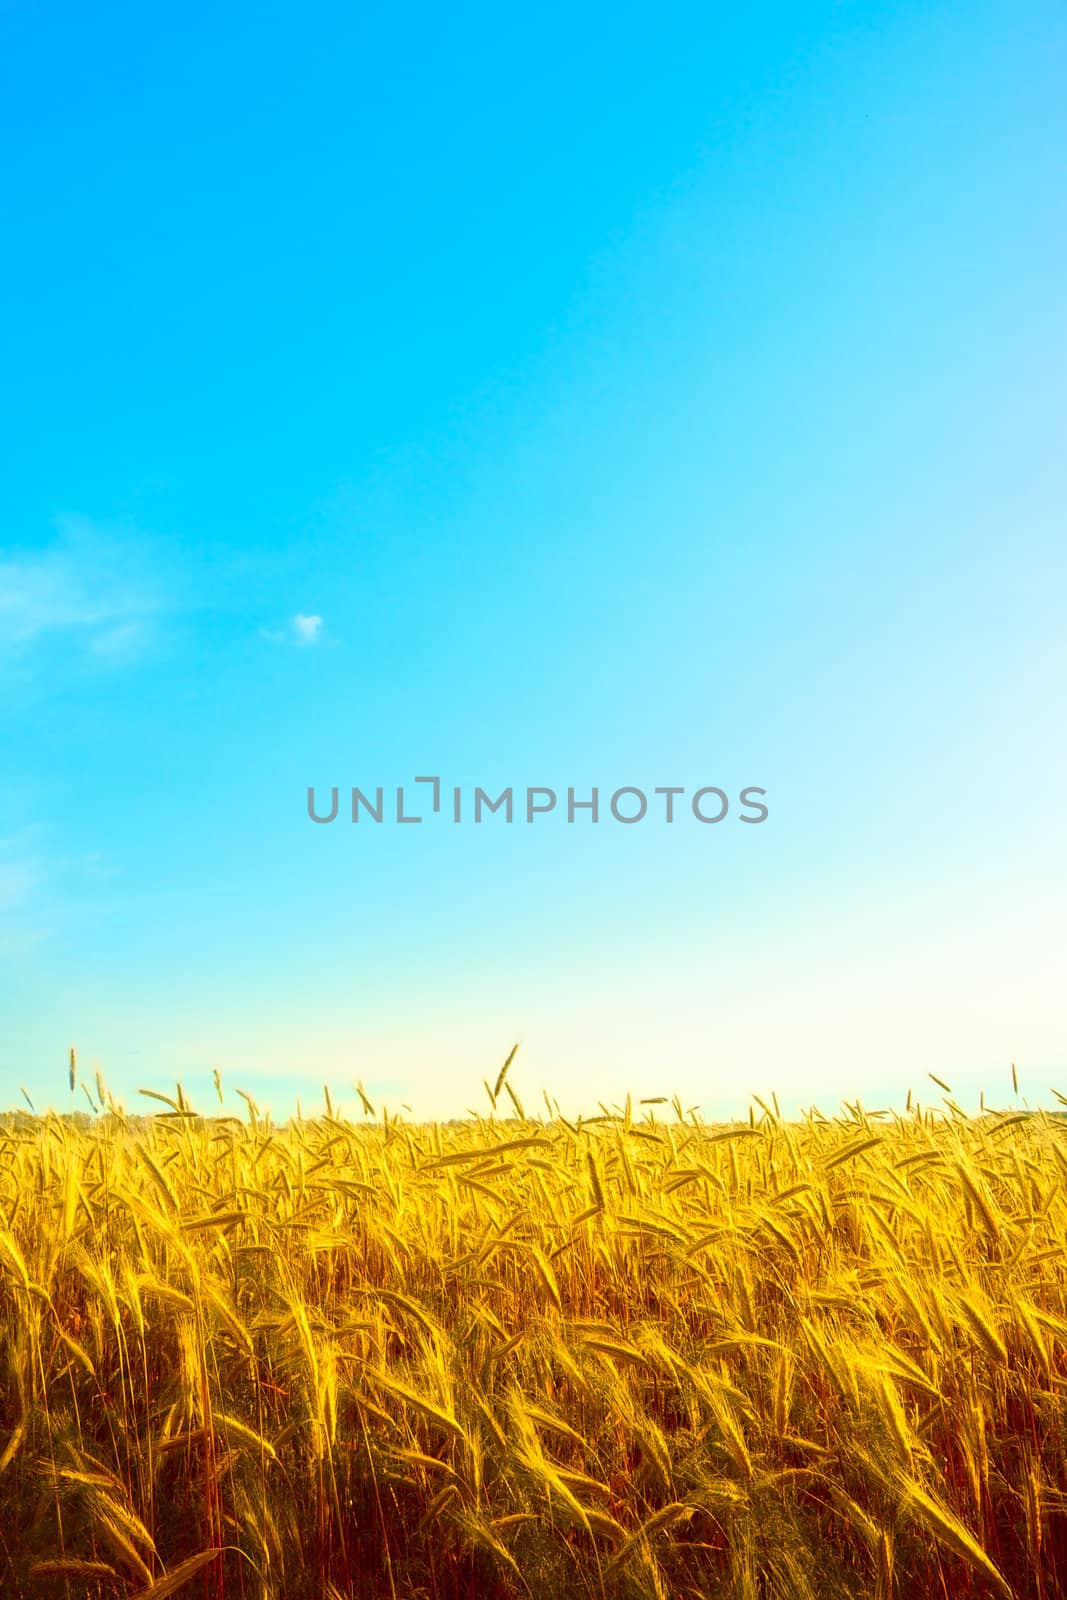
xmin=1 ymin=1 xmax=1065 ymax=1122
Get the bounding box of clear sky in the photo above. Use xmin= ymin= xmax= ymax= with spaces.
xmin=2 ymin=1 xmax=1065 ymax=1121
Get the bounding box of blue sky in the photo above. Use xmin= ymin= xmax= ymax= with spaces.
xmin=2 ymin=0 xmax=1065 ymax=1119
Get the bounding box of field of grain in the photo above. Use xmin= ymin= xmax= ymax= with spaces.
xmin=2 ymin=1069 xmax=1066 ymax=1600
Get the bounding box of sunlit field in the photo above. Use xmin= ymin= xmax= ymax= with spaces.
xmin=3 ymin=1064 xmax=1066 ymax=1600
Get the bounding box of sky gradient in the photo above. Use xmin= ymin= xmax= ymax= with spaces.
xmin=2 ymin=1 xmax=1065 ymax=1120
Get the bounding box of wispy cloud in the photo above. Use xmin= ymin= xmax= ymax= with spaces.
xmin=0 ymin=833 xmax=48 ymax=954
xmin=0 ymin=516 xmax=161 ymax=665
xmin=87 ymin=619 xmax=154 ymax=661
xmin=0 ymin=830 xmax=121 ymax=956
xmin=0 ymin=859 xmax=35 ymax=914
xmin=261 ymin=612 xmax=326 ymax=647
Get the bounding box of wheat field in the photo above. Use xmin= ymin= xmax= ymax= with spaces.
xmin=2 ymin=1066 xmax=1066 ymax=1600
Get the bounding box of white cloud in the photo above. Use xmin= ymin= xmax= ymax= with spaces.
xmin=261 ymin=613 xmax=326 ymax=647
xmin=293 ymin=613 xmax=323 ymax=645
xmin=0 ymin=517 xmax=160 ymax=664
